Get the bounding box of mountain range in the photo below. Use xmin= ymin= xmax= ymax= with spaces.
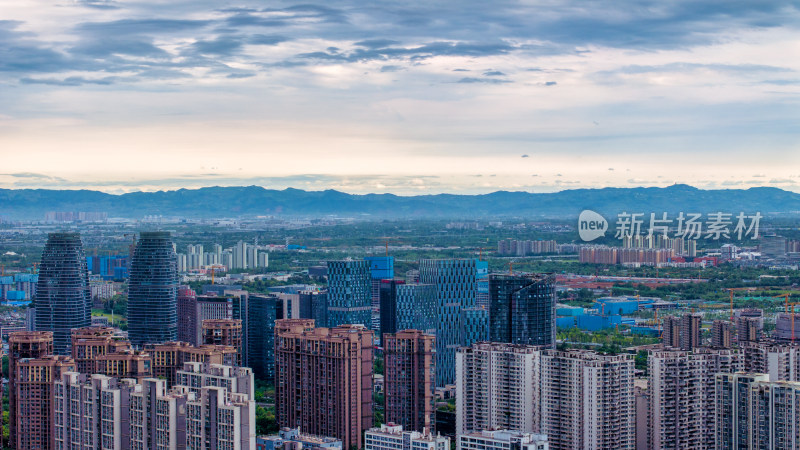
xmin=1 ymin=184 xmax=799 ymax=220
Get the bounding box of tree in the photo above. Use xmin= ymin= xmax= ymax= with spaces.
xmin=635 ymin=350 xmax=648 ymax=374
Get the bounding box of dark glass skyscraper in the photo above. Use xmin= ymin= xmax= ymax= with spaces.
xmin=247 ymin=294 xmax=283 ymax=380
xmin=35 ymin=232 xmax=91 ymax=354
xmin=127 ymin=231 xmax=178 ymax=347
xmin=326 ymin=260 xmax=372 ymax=327
xmin=488 ymin=273 xmax=556 ymax=347
xmin=379 ymin=278 xmax=405 ymax=345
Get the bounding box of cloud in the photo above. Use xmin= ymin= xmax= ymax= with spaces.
xmin=74 ymin=0 xmax=120 ymax=10
xmin=191 ymin=35 xmax=246 ymax=56
xmin=249 ymin=34 xmax=290 ymax=45
xmin=521 ymin=154 xmax=529 ymax=158
xmin=77 ymin=18 xmax=210 ymax=35
xmin=1 ymin=172 xmax=66 ymax=182
xmin=20 ymin=76 xmax=117 ymax=86
xmin=379 ymin=65 xmax=402 ymax=72
xmin=355 ymin=39 xmax=400 ymax=48
xmin=1 ymin=0 xmax=800 ymax=196
xmin=457 ymin=77 xmax=511 ymax=84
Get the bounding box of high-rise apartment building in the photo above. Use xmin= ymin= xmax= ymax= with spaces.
xmin=35 ymin=232 xmax=91 ymax=355
xmin=274 ymin=319 xmax=374 ymax=449
xmin=742 ymin=341 xmax=800 ymax=382
xmin=711 ymin=320 xmax=734 ymax=348
xmin=186 ymin=385 xmax=257 ymax=449
xmin=326 ymin=260 xmax=372 ymax=328
xmin=130 ymin=378 xmax=191 ymax=448
xmin=227 ymin=288 xmax=251 ymax=364
xmin=736 ymin=312 xmax=763 ymax=343
xmin=179 ymin=293 xmax=234 ymax=346
xmin=53 ymin=372 xmax=130 ymax=450
xmin=148 ymin=341 xmax=238 ymax=387
xmin=177 ymin=285 xmax=199 ymax=342
xmin=662 ymin=313 xmax=702 ymax=350
xmin=716 ymin=372 xmax=800 ymax=449
xmin=540 ymin=349 xmax=634 ymax=450
xmin=13 ymin=355 xmax=76 ymax=449
xmin=384 ymin=330 xmax=436 ymax=432
xmin=9 ymin=330 xmax=54 ymax=447
xmin=488 ymin=274 xmax=556 ymax=348
xmin=70 ymin=326 xmax=131 ymax=373
xmin=456 ymin=343 xmax=542 ymax=435
xmin=52 ymin=364 xmax=256 ymax=449
xmin=176 ymin=361 xmax=254 ymax=398
xmin=94 ymin=348 xmax=152 ymax=381
xmin=128 ymin=231 xmax=179 ymax=347
xmin=647 ymin=348 xmax=743 ymax=449
xmin=419 ymin=259 xmax=480 ymax=386
xmin=202 ymin=318 xmax=244 ymax=365
xmin=776 ymin=312 xmax=800 ymax=342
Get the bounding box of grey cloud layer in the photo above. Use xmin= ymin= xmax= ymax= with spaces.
xmin=2 ymin=1 xmax=798 ymax=86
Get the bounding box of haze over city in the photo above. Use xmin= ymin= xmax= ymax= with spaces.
xmin=1 ymin=0 xmax=799 ymax=194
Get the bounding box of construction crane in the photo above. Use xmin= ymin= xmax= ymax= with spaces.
xmin=776 ymin=293 xmax=790 ymax=313
xmin=726 ymin=287 xmax=758 ymax=321
xmin=772 ymin=293 xmax=800 ymax=314
xmin=377 ymin=237 xmax=400 ymax=257
xmin=208 ymin=264 xmax=224 ymax=285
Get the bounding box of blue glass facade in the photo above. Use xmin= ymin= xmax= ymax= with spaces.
xmin=395 ymin=283 xmax=437 ymax=335
xmin=247 ymin=294 xmax=283 ymax=380
xmin=326 ymin=260 xmax=372 ymax=327
xmin=128 ymin=231 xmax=179 ymax=347
xmin=488 ymin=273 xmax=556 ymax=348
xmin=459 ymin=307 xmax=489 ymax=348
xmin=35 ymin=232 xmax=91 ymax=355
xmin=379 ymin=279 xmax=405 ymax=345
xmin=419 ymin=258 xmax=480 ymax=386
xmin=365 ymin=256 xmax=394 ymax=279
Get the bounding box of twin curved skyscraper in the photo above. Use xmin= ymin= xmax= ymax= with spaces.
xmin=127 ymin=231 xmax=179 ymax=347
xmin=35 ymin=232 xmax=91 ymax=354
xmin=36 ymin=231 xmax=178 ymax=351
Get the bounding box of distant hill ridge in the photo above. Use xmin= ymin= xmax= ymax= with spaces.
xmin=1 ymin=184 xmax=799 ymax=219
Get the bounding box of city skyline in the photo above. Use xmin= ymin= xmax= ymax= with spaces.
xmin=0 ymin=1 xmax=798 ymax=194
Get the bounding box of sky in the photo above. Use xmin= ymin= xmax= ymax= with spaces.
xmin=0 ymin=0 xmax=799 ymax=195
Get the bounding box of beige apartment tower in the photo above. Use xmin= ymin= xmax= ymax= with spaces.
xmin=275 ymin=319 xmax=374 ymax=450
xmin=384 ymin=330 xmax=436 ymax=433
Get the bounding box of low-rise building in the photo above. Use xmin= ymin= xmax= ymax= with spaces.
xmin=365 ymin=424 xmax=449 ymax=450
xmin=258 ymin=427 xmax=343 ymax=450
xmin=457 ymin=430 xmax=548 ymax=450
